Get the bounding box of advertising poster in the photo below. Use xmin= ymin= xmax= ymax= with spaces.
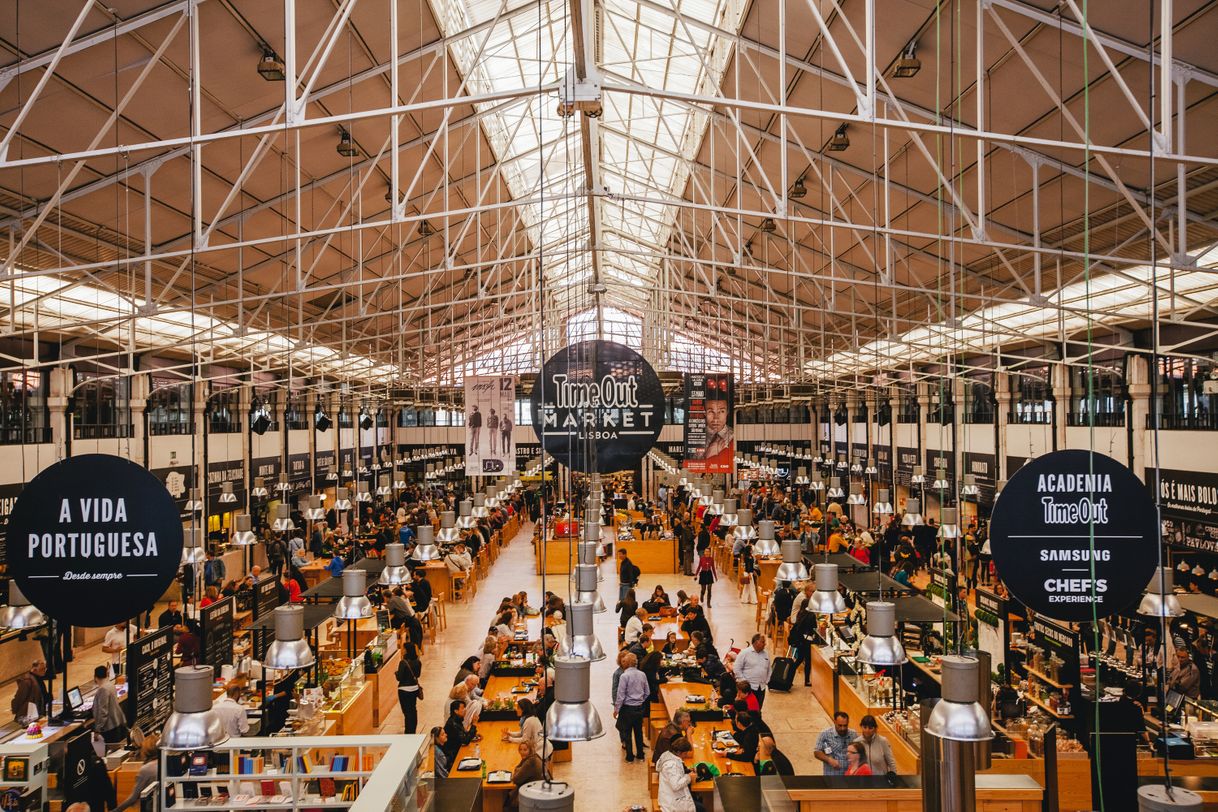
xmin=682 ymin=373 xmax=735 ymax=474
xmin=466 ymin=376 xmax=515 ymax=476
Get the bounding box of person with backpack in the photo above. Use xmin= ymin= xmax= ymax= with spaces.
xmin=266 ymin=534 xmax=287 ymax=577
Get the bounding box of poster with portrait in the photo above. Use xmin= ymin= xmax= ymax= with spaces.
xmin=682 ymin=373 xmax=735 ymax=474
xmin=465 ymin=376 xmax=515 ymax=476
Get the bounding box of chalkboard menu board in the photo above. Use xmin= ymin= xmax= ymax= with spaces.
xmin=253 ymin=574 xmax=280 ymax=620
xmin=201 ymin=596 xmax=234 ymax=671
xmin=127 ymin=626 xmax=174 ymax=733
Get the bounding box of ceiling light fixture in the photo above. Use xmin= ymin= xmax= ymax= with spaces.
xmin=829 ymin=123 xmax=850 ymax=151
xmin=257 ymin=49 xmax=286 ymax=81
xmin=336 ymin=128 xmax=360 ymax=158
xmin=892 ymin=42 xmax=921 ymax=78
xmin=788 ymin=175 xmax=807 ymax=199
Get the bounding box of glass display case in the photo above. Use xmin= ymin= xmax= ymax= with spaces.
xmin=838 ymin=656 xmax=898 ymax=708
xmin=322 ymin=657 xmax=366 ymax=712
xmin=880 ymin=707 xmax=922 ymax=753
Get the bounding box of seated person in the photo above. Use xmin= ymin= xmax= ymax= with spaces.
xmin=641 ymin=585 xmax=671 ymax=613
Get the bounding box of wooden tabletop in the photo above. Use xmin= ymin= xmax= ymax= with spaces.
xmin=454 ymin=719 xmax=522 ymax=787
xmin=657 ymin=684 xmax=754 ymax=789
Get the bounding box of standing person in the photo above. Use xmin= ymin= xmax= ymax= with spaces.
xmin=613 ymin=653 xmax=649 ymax=762
xmin=486 ymin=409 xmax=500 ymax=455
xmin=617 ymin=547 xmax=640 ymax=602
xmin=92 ymin=665 xmax=128 ymax=744
xmin=102 ymin=621 xmax=135 ymax=677
xmin=265 ymin=534 xmax=287 ymax=577
xmin=11 ymin=659 xmax=49 ymax=723
xmin=739 ymin=541 xmax=757 ymax=604
xmin=157 ymin=600 xmax=184 ymax=629
xmin=735 ymin=634 xmax=772 ymax=708
xmin=855 ymin=714 xmax=897 ymax=775
xmin=203 ymin=549 xmax=226 ymax=590
xmin=468 ymin=406 xmax=482 ymax=454
xmin=977 ymin=524 xmax=992 ymax=586
xmin=396 ymin=644 xmax=423 ymax=733
xmin=212 ymin=683 xmax=251 ymax=737
xmin=790 ymin=607 xmax=817 ymax=687
xmin=675 ymin=519 xmax=695 ymax=577
xmin=814 ymin=712 xmax=858 ymax=775
xmin=656 ymin=737 xmax=700 ymax=812
xmin=696 ymin=548 xmax=717 ymax=607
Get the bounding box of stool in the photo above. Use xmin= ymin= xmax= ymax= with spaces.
xmin=434 ymin=592 xmax=448 ymax=631
xmin=449 ymin=572 xmax=467 ymax=603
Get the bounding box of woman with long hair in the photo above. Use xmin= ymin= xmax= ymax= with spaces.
xmin=696 ymin=550 xmax=717 ymax=606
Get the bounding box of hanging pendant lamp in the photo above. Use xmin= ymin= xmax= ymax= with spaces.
xmin=379 ymin=543 xmax=411 ymax=586
xmin=545 ymin=657 xmax=606 ymax=741
xmin=263 ymin=605 xmax=316 ymax=671
xmin=161 ymin=666 xmax=229 ymax=750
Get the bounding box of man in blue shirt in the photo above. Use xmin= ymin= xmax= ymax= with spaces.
xmin=814 ymin=711 xmax=858 ymax=775
xmin=614 ymin=652 xmax=649 ymax=762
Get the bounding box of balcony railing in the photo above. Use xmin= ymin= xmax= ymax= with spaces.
xmin=0 ymin=426 xmax=52 ymax=444
xmin=149 ymin=421 xmax=195 ymax=436
xmin=1148 ymin=413 xmax=1218 ymax=430
xmin=74 ymin=423 xmax=135 ymax=439
xmin=1008 ymin=410 xmax=1052 ymax=425
xmin=1066 ymin=412 xmax=1125 ymax=428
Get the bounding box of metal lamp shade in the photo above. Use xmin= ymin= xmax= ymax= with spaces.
xmin=808 ymin=563 xmax=847 ymax=614
xmin=847 ymin=482 xmax=867 ymax=505
xmin=185 ymin=488 xmax=204 ymax=512
xmin=924 ymin=656 xmax=994 ymax=742
xmin=264 ymin=605 xmax=316 ymax=671
xmin=0 ymin=581 xmax=46 ymax=629
xmin=456 ymin=499 xmax=476 ymax=529
xmin=271 ymin=503 xmax=295 ymax=532
xmin=275 ymin=474 xmax=291 ymax=493
xmin=932 ymin=468 xmax=950 ymax=491
xmin=332 ymin=487 xmax=353 ymax=511
xmin=161 ymin=666 xmax=229 ymax=750
xmin=231 ymin=514 xmax=258 ymax=545
xmin=303 ymin=494 xmax=326 ymax=521
xmin=873 ymin=488 xmax=894 ymax=517
xmin=826 ymin=477 xmax=845 ymax=499
xmin=354 ymin=484 xmax=372 ymax=503
xmin=471 ymin=494 xmax=489 ymax=518
xmin=572 ymin=564 xmax=606 ymax=612
xmin=938 ymin=508 xmax=961 ymax=539
xmin=795 ymin=467 xmax=810 ymax=485
xmin=901 ymin=497 xmax=924 ymax=527
xmin=558 ymin=602 xmax=605 ymax=661
xmin=719 ymin=498 xmax=738 ymax=528
xmin=809 ymin=474 xmax=825 ymax=492
xmin=545 ymin=656 xmax=605 ymax=741
xmin=484 ymin=486 xmax=500 ymax=510
xmin=856 ymin=601 xmax=907 ymax=666
xmin=864 ymin=459 xmax=878 ymax=476
xmin=437 ymin=511 xmax=460 ymax=543
xmin=960 ymin=474 xmax=980 ymax=498
xmin=1138 ymin=567 xmax=1184 ymax=617
xmin=734 ymin=508 xmax=758 ymax=541
xmin=219 ymin=482 xmax=238 ymax=503
xmin=182 ymin=528 xmax=207 ymax=565
xmin=379 ymin=543 xmax=411 ymax=585
xmin=910 ymin=466 xmax=926 ymax=486
xmin=334 ymin=569 xmax=372 ymax=620
xmin=774 ymin=538 xmax=808 ymax=582
xmin=375 ymin=474 xmax=392 ymax=497
xmin=411 ymin=525 xmax=441 ymax=561
xmin=753 ymin=518 xmax=780 ymax=557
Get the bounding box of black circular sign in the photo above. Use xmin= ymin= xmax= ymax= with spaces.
xmin=989 ymin=450 xmax=1158 ymax=622
xmin=8 ymin=454 xmax=185 ymax=628
xmin=530 ymin=340 xmax=665 ymax=474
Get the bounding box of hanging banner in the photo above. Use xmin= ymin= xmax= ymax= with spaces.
xmin=989 ymin=449 xmax=1159 ymax=622
xmin=7 ymin=454 xmax=185 ymax=628
xmin=466 ymin=376 xmax=516 ymax=475
xmin=682 ymin=373 xmax=734 ymax=474
xmin=530 ymin=340 xmax=665 ymax=474
xmin=1146 ymin=467 xmax=1218 ymax=523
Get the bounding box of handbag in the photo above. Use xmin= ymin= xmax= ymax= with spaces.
xmin=401 ymin=659 xmax=424 ymax=700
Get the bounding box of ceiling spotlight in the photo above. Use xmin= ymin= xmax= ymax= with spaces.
xmin=336 ymin=128 xmax=360 ymax=158
xmin=893 ymin=42 xmax=921 ymax=78
xmin=418 ymin=219 xmax=435 ymax=237
xmin=829 ymin=123 xmax=849 ymax=151
xmin=257 ymin=48 xmax=286 ymax=82
xmin=788 ymin=175 xmax=807 ymax=199
xmin=759 ymin=217 xmax=777 ymax=233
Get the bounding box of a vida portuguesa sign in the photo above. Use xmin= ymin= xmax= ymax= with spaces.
xmin=989 ymin=449 xmax=1158 ymax=622
xmin=530 ymin=340 xmax=665 ymax=473
xmin=7 ymin=454 xmax=184 ymax=627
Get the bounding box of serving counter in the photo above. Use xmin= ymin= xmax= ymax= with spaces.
xmin=782 ymin=774 xmax=1043 ymax=811
xmin=613 ymin=538 xmax=678 ymax=573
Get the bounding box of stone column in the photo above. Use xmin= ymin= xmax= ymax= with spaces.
xmin=128 ymin=372 xmax=149 ymax=468
xmin=47 ymin=367 xmax=71 ymax=460
xmin=1052 ymin=363 xmax=1070 ymax=451
xmin=1127 ymin=356 xmax=1151 ymax=478
xmin=995 ymin=371 xmax=1012 ymax=480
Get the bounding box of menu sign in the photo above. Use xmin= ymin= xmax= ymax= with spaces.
xmin=253 ymin=574 xmax=280 ymax=620
xmin=313 ymin=451 xmax=336 ymax=481
xmin=251 ymin=456 xmax=281 ymax=481
xmin=200 ymin=596 xmax=234 ymax=670
xmin=963 ymin=451 xmax=998 ymax=504
xmin=873 ymin=445 xmax=892 ymax=480
xmin=287 ymin=454 xmax=311 ymax=494
xmin=127 ymin=626 xmax=174 ymax=732
xmin=894 ymin=446 xmax=919 ymax=487
xmin=990 ymin=450 xmax=1159 ymax=622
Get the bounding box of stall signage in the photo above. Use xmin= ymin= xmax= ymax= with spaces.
xmin=975 ymin=589 xmax=1003 ymax=616
xmin=127 ymin=626 xmax=174 ymax=733
xmin=251 ymin=456 xmax=281 ymax=480
xmin=339 ymin=449 xmax=355 ymax=474
xmin=873 ymin=445 xmax=892 ymax=477
xmin=7 ymin=454 xmax=184 ymax=627
xmin=253 ymin=574 xmax=280 ymax=620
xmin=530 ymin=340 xmax=665 ymax=473
xmin=1163 ymin=518 xmax=1218 ymax=554
xmin=894 ymin=446 xmax=919 ymax=487
xmin=201 ymin=595 xmax=235 ymax=670
xmin=1147 ymin=467 xmax=1218 ymax=523
xmin=313 ymin=450 xmax=336 ymax=480
xmin=0 ymin=482 xmax=26 ymax=565
xmin=963 ymin=452 xmax=996 ymax=482
xmin=207 ymin=459 xmax=244 ymax=491
xmin=990 ymin=449 xmax=1159 ymax=622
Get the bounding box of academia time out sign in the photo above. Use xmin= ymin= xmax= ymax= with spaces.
xmin=530 ymin=340 xmax=665 ymax=473
xmin=8 ymin=454 xmax=184 ymax=628
xmin=989 ymin=450 xmax=1158 ymax=622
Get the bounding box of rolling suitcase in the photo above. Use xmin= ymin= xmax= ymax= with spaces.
xmin=768 ymin=648 xmax=797 ymax=692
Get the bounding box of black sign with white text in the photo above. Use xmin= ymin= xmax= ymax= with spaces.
xmin=200 ymin=596 xmax=234 ymax=670
xmin=990 ymin=450 xmax=1159 ymax=622
xmin=1147 ymin=467 xmax=1218 ymax=523
xmin=254 ymin=574 xmax=281 ymax=620
xmin=127 ymin=626 xmax=174 ymax=733
xmin=530 ymin=340 xmax=665 ymax=473
xmin=7 ymin=454 xmax=184 ymax=627
xmin=894 ymin=446 xmax=919 ymax=488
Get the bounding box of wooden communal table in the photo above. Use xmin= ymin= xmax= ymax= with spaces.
xmin=534 ymin=533 xmax=584 ymax=575
xmin=298 ymin=558 xmax=329 ymax=588
xmin=647 ymin=617 xmax=688 ymax=652
xmin=420 ymin=561 xmax=451 ymax=602
xmin=453 ymin=719 xmax=523 ymax=812
xmin=657 ymin=683 xmax=754 ymax=798
xmin=783 ymin=774 xmax=1043 ymax=811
